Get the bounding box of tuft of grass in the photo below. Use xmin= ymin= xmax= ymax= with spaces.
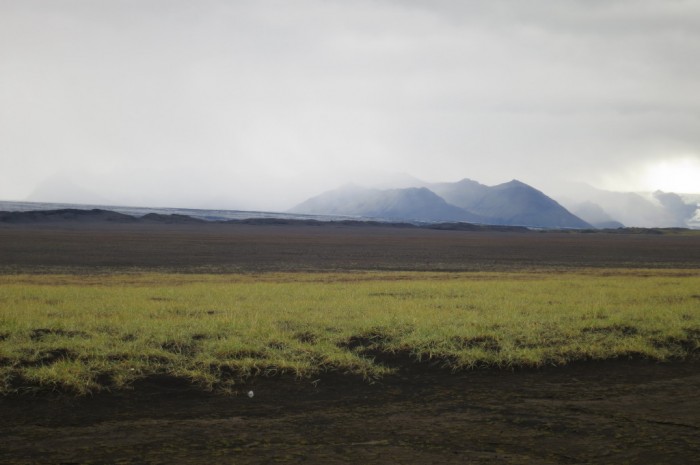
xmin=0 ymin=269 xmax=698 ymax=395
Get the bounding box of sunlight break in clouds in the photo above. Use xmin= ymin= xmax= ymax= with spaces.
xmin=600 ymin=156 xmax=700 ymax=194
xmin=642 ymin=157 xmax=700 ymax=193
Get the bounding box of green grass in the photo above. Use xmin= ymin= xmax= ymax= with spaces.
xmin=0 ymin=269 xmax=698 ymax=395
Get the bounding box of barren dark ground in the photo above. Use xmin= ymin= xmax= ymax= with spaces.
xmin=1 ymin=222 xmax=699 ymax=272
xmin=1 ymin=360 xmax=698 ymax=465
xmin=1 ymin=222 xmax=699 ymax=464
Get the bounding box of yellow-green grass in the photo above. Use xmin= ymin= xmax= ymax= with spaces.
xmin=0 ymin=270 xmax=698 ymax=395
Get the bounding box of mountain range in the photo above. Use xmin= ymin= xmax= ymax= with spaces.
xmin=291 ymin=177 xmax=700 ymax=229
xmin=290 ymin=179 xmax=594 ymax=229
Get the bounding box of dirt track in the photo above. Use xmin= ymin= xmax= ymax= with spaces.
xmin=1 ymin=222 xmax=699 ymax=464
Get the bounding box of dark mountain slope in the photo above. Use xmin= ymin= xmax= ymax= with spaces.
xmin=0 ymin=209 xmax=137 ymax=223
xmin=289 ymin=185 xmax=483 ymax=223
xmin=428 ymin=178 xmax=490 ymax=208
xmin=430 ymin=179 xmax=591 ymax=228
xmin=569 ymin=201 xmax=625 ymax=229
xmin=0 ymin=209 xmax=206 ymax=225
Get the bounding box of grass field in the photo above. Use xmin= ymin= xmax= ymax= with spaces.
xmin=1 ymin=269 xmax=698 ymax=395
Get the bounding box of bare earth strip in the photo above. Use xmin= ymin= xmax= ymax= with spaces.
xmin=0 ymin=222 xmax=699 ymax=272
xmin=0 ymin=360 xmax=698 ymax=464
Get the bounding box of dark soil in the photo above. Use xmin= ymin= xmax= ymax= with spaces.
xmin=0 ymin=359 xmax=698 ymax=464
xmin=1 ymin=222 xmax=699 ymax=272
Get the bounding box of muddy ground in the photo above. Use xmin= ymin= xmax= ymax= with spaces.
xmin=1 ymin=222 xmax=699 ymax=464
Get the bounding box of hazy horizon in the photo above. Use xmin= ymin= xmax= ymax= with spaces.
xmin=2 ymin=1 xmax=699 ymax=211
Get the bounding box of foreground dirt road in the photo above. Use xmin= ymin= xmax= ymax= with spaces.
xmin=1 ymin=359 xmax=698 ymax=464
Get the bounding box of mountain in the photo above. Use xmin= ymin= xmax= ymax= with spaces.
xmin=291 ymin=180 xmax=592 ymax=228
xmin=0 ymin=209 xmax=209 ymax=225
xmin=555 ymin=183 xmax=699 ymax=228
xmin=429 ymin=179 xmax=592 ymax=228
xmin=0 ymin=209 xmax=137 ymax=223
xmin=428 ymin=178 xmax=490 ymax=207
xmin=569 ymin=201 xmax=625 ymax=229
xmin=288 ymin=185 xmax=484 ymax=223
xmin=653 ymin=191 xmax=697 ymax=225
xmin=290 ymin=176 xmax=699 ymax=229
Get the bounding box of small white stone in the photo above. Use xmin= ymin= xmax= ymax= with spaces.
xmin=247 ymin=390 xmax=254 ymax=398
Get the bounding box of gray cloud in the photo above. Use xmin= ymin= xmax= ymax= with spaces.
xmin=1 ymin=0 xmax=699 ymax=210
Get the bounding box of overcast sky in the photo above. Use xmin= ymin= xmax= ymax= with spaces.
xmin=1 ymin=0 xmax=699 ymax=210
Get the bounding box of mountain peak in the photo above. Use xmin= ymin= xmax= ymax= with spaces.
xmin=291 ymin=177 xmax=592 ymax=228
xmin=289 ymin=185 xmax=483 ymax=223
xmin=429 ymin=179 xmax=591 ymax=228
xmin=497 ymin=179 xmax=528 ymax=188
xmin=455 ymin=178 xmax=483 ymax=185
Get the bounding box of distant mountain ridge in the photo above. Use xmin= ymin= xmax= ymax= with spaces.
xmin=0 ymin=209 xmax=205 ymax=224
xmin=0 ymin=207 xmax=535 ymax=233
xmin=428 ymin=179 xmax=591 ymax=228
xmin=288 ymin=185 xmax=485 ymax=223
xmin=290 ymin=179 xmax=593 ymax=229
xmin=0 ymin=209 xmax=137 ymax=223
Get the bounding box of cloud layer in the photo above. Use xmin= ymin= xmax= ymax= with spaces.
xmin=1 ymin=0 xmax=699 ymax=210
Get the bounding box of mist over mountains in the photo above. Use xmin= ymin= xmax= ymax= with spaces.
xmin=291 ymin=178 xmax=700 ymax=229
xmin=15 ymin=173 xmax=699 ymax=230
xmin=556 ymin=184 xmax=700 ymax=229
xmin=289 ymin=185 xmax=484 ymax=224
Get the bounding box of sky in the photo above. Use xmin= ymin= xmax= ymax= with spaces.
xmin=1 ymin=0 xmax=699 ymax=211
